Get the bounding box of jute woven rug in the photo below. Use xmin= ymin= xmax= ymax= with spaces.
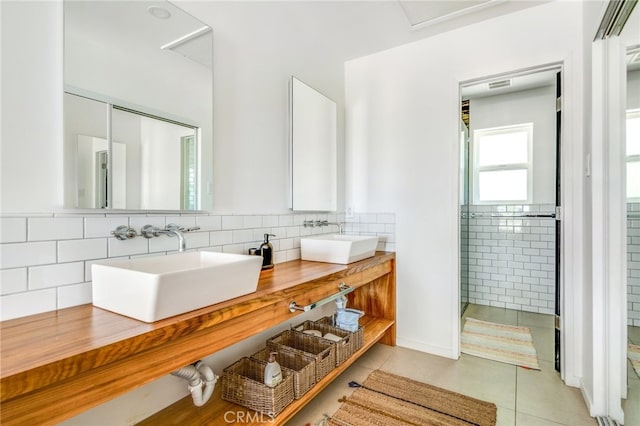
xmin=328 ymin=370 xmax=497 ymax=426
xmin=629 ymin=344 xmax=640 ymax=378
xmin=461 ymin=317 xmax=540 ymax=370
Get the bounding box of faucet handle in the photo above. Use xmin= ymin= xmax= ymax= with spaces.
xmin=111 ymin=225 xmax=137 ymax=240
xmin=166 ymin=223 xmax=200 ymax=233
xmin=141 ymin=224 xmax=157 ymax=239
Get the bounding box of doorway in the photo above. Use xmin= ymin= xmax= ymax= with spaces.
xmin=459 ymin=65 xmax=562 ymax=372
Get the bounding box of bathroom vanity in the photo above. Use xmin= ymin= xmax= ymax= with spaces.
xmin=0 ymin=252 xmax=395 ymax=425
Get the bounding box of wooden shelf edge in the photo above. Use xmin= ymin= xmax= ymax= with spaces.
xmin=137 ymin=316 xmax=395 ymax=425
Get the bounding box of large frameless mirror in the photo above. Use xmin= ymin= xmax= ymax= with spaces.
xmin=289 ymin=76 xmax=337 ymax=212
xmin=63 ymin=0 xmax=213 ymax=210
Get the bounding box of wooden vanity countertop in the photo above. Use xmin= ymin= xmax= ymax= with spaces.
xmin=0 ymin=252 xmax=395 ymax=404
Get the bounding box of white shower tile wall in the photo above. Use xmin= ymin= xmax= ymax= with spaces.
xmin=628 ymin=202 xmax=640 ymax=326
xmin=467 ymin=204 xmax=556 ymax=315
xmin=0 ymin=211 xmax=395 ymax=321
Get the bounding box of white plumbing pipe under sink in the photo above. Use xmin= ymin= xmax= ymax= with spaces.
xmin=171 ymin=361 xmax=218 ymax=407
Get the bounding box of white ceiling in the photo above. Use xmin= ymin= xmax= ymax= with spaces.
xmin=180 ymin=0 xmax=549 ymax=63
xmin=398 ymin=0 xmax=498 ymax=28
xmin=70 ymin=1 xmax=549 ymax=70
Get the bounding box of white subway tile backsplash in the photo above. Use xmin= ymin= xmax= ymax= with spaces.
xmin=129 ymin=216 xmax=165 ymax=230
xmin=222 ymin=244 xmax=245 ymax=254
xmin=377 ymin=214 xmax=395 ymax=224
xmin=196 ymin=215 xmax=222 ymax=231
xmin=262 ymin=215 xmax=280 ymax=227
xmin=28 ymin=217 xmax=83 ymax=241
xmin=285 ymin=226 xmax=300 ymax=238
xmin=273 ymin=250 xmax=287 ymax=264
xmin=292 ymin=215 xmax=306 ymax=226
xmin=279 ymin=238 xmax=294 ymax=250
xmin=0 ymin=241 xmax=57 ymax=269
xmin=29 ymin=262 xmax=84 ymax=290
xmin=107 ymin=237 xmax=148 ymax=258
xmin=367 ymin=223 xmax=385 ymax=233
xmin=60 ymin=239 xmax=108 ymax=262
xmin=222 ymin=216 xmax=243 ymax=230
xmin=1 ymin=289 xmax=57 ymax=321
xmin=358 ymin=214 xmax=376 ymax=223
xmin=0 ymin=210 xmax=395 ymax=320
xmin=185 ymin=232 xmax=210 ymax=249
xmin=1 ymin=218 xmax=27 ymax=243
xmin=0 ymin=268 xmax=27 ymax=295
xmin=58 ymin=282 xmax=92 ymax=309
xmin=148 ymin=236 xmax=182 ymax=253
xmin=232 ymin=229 xmax=254 ymax=244
xmin=285 ymin=248 xmax=301 ymax=261
xmin=243 ymin=215 xmax=262 ymax=229
xmin=166 ymin=216 xmax=196 ymax=229
xmin=84 ymin=217 xmax=128 ymax=238
xmin=278 ymin=215 xmax=293 ymax=227
xmin=210 ymin=230 xmax=233 ymax=246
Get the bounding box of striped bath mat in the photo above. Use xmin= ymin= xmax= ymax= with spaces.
xmin=461 ymin=317 xmax=540 ymax=370
xmin=329 ymin=370 xmax=497 ymax=426
xmin=630 ymin=344 xmax=640 ymax=378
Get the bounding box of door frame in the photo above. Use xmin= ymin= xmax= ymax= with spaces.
xmin=457 ymin=62 xmax=568 ymax=376
xmin=591 ymin=36 xmax=627 ymax=422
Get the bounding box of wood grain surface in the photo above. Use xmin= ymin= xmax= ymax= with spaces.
xmin=0 ymin=252 xmax=395 ymax=425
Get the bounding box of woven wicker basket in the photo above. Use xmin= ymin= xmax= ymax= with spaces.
xmin=221 ymin=357 xmax=294 ymax=418
xmin=317 ymin=316 xmax=364 ymax=356
xmin=293 ymin=320 xmax=356 ymax=366
xmin=267 ymin=329 xmax=335 ymax=381
xmin=251 ymin=347 xmax=316 ymax=399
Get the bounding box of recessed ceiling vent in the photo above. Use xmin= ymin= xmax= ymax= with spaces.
xmin=488 ymin=79 xmax=511 ymax=90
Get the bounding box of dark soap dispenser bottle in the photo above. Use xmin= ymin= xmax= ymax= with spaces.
xmin=260 ymin=233 xmax=275 ymax=270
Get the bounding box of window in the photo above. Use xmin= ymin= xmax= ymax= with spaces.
xmin=627 ymin=109 xmax=640 ymax=200
xmin=473 ymin=123 xmax=533 ymax=204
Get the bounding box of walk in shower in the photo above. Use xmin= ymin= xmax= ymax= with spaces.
xmin=459 ymin=66 xmax=562 ymax=368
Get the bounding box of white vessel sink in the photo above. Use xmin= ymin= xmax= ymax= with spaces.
xmin=300 ymin=234 xmax=379 ymax=264
xmin=92 ymin=251 xmax=263 ymax=322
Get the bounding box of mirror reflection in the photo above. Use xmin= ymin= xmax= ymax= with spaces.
xmin=63 ymin=0 xmax=213 ymax=210
xmin=626 ymin=44 xmax=640 ymax=413
xmin=289 ymin=76 xmax=337 ymax=212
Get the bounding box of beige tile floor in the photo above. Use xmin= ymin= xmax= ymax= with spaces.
xmin=286 ymin=304 xmax=639 ymax=426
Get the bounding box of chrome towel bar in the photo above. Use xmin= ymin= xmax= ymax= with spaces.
xmin=289 ymin=283 xmax=354 ymax=313
xmin=463 ymin=212 xmax=556 ymax=219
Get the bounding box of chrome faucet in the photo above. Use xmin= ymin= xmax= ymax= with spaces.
xmin=141 ymin=223 xmax=200 ymax=252
xmin=303 ymin=220 xmax=344 ymax=234
xmin=326 ymin=222 xmax=344 ymax=234
xmin=111 ymin=225 xmax=137 ymax=240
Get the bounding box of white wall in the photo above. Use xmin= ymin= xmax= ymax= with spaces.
xmin=469 ymin=85 xmax=557 ymax=204
xmin=345 ymin=1 xmax=587 ymax=384
xmin=0 ymin=0 xmax=346 ymax=215
xmin=178 ymin=1 xmax=347 ymax=214
xmin=1 ymin=1 xmax=63 ymax=211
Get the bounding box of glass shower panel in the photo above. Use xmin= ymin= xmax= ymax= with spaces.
xmin=460 ymin=120 xmax=470 ymax=315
